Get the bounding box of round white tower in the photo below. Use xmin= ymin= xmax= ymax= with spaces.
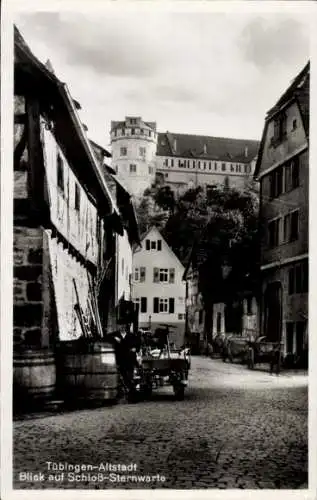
xmin=110 ymin=117 xmax=157 ymax=199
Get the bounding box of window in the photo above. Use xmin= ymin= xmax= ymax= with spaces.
xmin=140 ymin=128 xmax=144 ymax=134
xmin=291 ymin=157 xmax=300 ymax=189
xmin=214 ymin=162 xmax=217 ymax=170
xmin=198 ymin=161 xmax=201 ymax=169
xmin=149 ymin=131 xmax=152 ymax=137
xmin=193 ymin=161 xmax=196 ymax=168
xmin=272 ymin=113 xmax=287 ymax=144
xmin=165 ymin=173 xmax=168 ymax=178
xmin=139 ymin=147 xmax=146 ymax=157
xmin=159 ymin=269 xmax=168 ymax=283
xmin=236 ymin=164 xmax=241 ymax=173
xmin=224 ymin=176 xmax=229 ymax=188
xmin=148 ymin=167 xmax=153 ymax=174
xmin=288 ymin=268 xmax=295 ymax=295
xmin=57 ymin=154 xmax=64 ymax=192
xmin=153 ymin=297 xmax=174 ymax=314
xmin=204 ymin=162 xmax=206 ymax=169
xmin=165 ymin=159 xmax=168 ymax=167
xmin=151 ymin=241 xmax=156 ymax=250
xmin=231 ymin=164 xmax=235 ymax=172
xmin=292 ymin=119 xmax=297 ymax=130
xmin=209 ymin=162 xmax=212 ymax=170
xmin=157 ymin=240 xmax=162 ymax=251
xmin=121 ymin=129 xmax=125 ymax=136
xmin=244 ymin=164 xmax=251 ymax=174
xmin=268 ymin=218 xmax=281 ymax=247
xmin=130 ymin=118 xmax=137 ymax=125
xmin=145 ymin=239 xmax=150 ymax=250
xmin=288 ymin=260 xmax=308 ymax=295
xmin=178 ymin=313 xmax=185 ymax=320
xmin=131 ymin=128 xmax=135 ymax=135
xmin=171 ymin=159 xmax=174 ymax=167
xmin=130 ymin=164 xmax=137 ymax=173
xmin=284 ymin=210 xmax=299 ymax=243
xmin=159 ymin=298 xmax=169 ymax=313
xmin=74 ymin=183 xmax=80 ymax=211
xmin=222 ymin=163 xmax=226 ymax=171
xmin=120 ymin=147 xmax=127 ymax=156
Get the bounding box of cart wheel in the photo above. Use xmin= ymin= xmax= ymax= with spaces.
xmin=248 ymin=348 xmax=254 ymax=369
xmin=174 ymin=385 xmax=185 ymax=401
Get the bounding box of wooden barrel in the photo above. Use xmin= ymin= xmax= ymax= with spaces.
xmin=13 ymin=350 xmax=56 ymax=402
xmin=61 ymin=342 xmax=119 ymax=402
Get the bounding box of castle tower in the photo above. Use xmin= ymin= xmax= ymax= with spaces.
xmin=110 ymin=117 xmax=157 ymax=198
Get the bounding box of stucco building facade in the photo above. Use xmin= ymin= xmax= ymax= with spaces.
xmin=254 ymin=62 xmax=309 ymax=362
xmin=131 ymin=227 xmax=186 ymax=348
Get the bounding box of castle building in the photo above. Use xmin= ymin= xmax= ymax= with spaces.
xmin=110 ymin=117 xmax=157 ymax=198
xmin=155 ymin=132 xmax=259 ymax=196
xmin=110 ymin=117 xmax=259 ymax=199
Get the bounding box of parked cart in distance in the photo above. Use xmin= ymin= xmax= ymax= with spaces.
xmin=247 ymin=336 xmax=284 ymax=373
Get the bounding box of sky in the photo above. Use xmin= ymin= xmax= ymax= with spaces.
xmin=15 ymin=8 xmax=310 ymax=149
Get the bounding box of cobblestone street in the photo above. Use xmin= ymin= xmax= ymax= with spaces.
xmin=13 ymin=356 xmax=308 ymax=490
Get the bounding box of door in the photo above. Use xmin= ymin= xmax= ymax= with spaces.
xmin=264 ymin=282 xmax=282 ymax=342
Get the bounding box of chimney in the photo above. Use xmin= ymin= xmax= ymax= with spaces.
xmin=203 ymin=144 xmax=207 ymax=154
xmin=45 ymin=59 xmax=55 ymax=75
xmin=173 ymin=138 xmax=177 ymax=152
xmin=244 ymin=146 xmax=248 ymax=158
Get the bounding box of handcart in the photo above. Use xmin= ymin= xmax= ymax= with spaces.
xmin=247 ymin=336 xmax=284 ymax=373
xmin=136 ymin=325 xmax=191 ymax=400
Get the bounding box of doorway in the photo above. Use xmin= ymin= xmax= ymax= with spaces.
xmin=264 ymin=282 xmax=282 ymax=342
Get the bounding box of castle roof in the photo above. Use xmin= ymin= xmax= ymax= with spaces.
xmin=156 ymin=132 xmax=259 ymax=163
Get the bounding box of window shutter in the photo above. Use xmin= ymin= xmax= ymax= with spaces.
xmin=169 ymin=298 xmax=175 ymax=314
xmin=153 ymin=297 xmax=159 ymax=313
xmin=140 ymin=267 xmax=146 ymax=282
xmin=141 ymin=297 xmax=147 ymax=313
xmin=157 ymin=240 xmax=162 ymax=251
xmin=145 ymin=239 xmax=150 ymax=250
xmin=153 ymin=267 xmax=159 ymax=283
xmin=169 ymin=268 xmax=175 ymax=283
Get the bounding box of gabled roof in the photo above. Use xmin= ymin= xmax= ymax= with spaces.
xmin=157 ymin=132 xmax=259 ymax=163
xmin=136 ymin=226 xmax=185 ymax=270
xmin=14 ymin=26 xmax=122 ymax=226
xmin=254 ymin=61 xmax=309 ymax=179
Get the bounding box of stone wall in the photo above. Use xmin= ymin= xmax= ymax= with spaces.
xmin=13 ymin=226 xmax=46 ymax=349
